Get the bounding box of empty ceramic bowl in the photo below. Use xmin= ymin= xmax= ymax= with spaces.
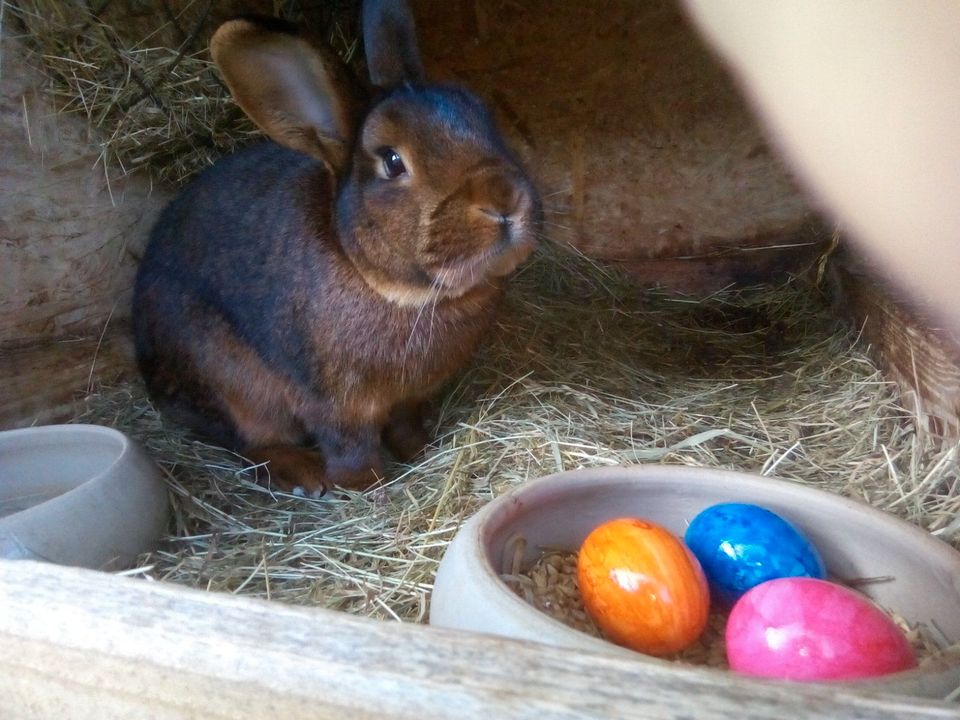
xmin=430 ymin=465 xmax=960 ymax=698
xmin=0 ymin=424 xmax=169 ymax=569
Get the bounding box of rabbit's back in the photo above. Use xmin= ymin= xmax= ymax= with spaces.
xmin=138 ymin=141 xmax=322 ymax=299
xmin=134 ymin=142 xmax=332 ymax=388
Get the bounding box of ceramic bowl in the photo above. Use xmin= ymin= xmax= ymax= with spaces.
xmin=430 ymin=465 xmax=960 ymax=698
xmin=0 ymin=424 xmax=169 ymax=569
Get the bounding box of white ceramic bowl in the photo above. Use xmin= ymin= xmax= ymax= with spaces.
xmin=0 ymin=424 xmax=169 ymax=569
xmin=430 ymin=465 xmax=960 ymax=698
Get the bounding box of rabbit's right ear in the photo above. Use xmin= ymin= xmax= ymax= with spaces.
xmin=362 ymin=0 xmax=425 ymax=88
xmin=210 ymin=18 xmax=360 ymax=174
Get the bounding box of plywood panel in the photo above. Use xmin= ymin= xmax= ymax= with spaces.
xmin=0 ymin=330 xmax=135 ymax=430
xmin=0 ymin=32 xmax=169 ymax=348
xmin=832 ymin=249 xmax=960 ymax=439
xmin=415 ymin=0 xmax=821 ymax=287
xmin=1 ymin=560 xmax=957 ymax=719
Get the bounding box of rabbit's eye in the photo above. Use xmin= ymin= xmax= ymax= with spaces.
xmin=376 ymin=147 xmax=407 ymax=179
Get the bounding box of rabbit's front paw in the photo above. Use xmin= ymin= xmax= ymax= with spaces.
xmin=325 ymin=458 xmax=384 ymax=491
xmin=246 ymin=446 xmax=331 ymax=498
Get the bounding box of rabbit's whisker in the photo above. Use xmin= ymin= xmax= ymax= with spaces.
xmin=401 ymin=274 xmax=444 ymax=386
xmin=428 ymin=275 xmax=442 ymax=351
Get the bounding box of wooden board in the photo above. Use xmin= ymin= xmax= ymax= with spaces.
xmin=0 ymin=32 xmax=169 ymax=349
xmin=416 ymin=0 xmax=823 ymax=293
xmin=831 ymin=249 xmax=960 ymax=439
xmin=1 ymin=560 xmax=958 ymax=720
xmin=0 ymin=330 xmax=135 ymax=430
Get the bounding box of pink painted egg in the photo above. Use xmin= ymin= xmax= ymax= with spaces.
xmin=726 ymin=577 xmax=916 ymax=680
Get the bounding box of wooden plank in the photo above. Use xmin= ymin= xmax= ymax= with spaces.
xmin=832 ymin=249 xmax=960 ymax=438
xmin=0 ymin=330 xmax=136 ymax=430
xmin=0 ymin=32 xmax=169 ymax=348
xmin=618 ymin=231 xmax=828 ymax=295
xmin=0 ymin=561 xmax=957 ymax=720
xmin=418 ymin=0 xmax=815 ymax=287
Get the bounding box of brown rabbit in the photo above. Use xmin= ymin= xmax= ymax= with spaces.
xmin=132 ymin=1 xmax=540 ymax=497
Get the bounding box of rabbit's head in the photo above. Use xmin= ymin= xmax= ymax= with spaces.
xmin=211 ymin=1 xmax=540 ymax=306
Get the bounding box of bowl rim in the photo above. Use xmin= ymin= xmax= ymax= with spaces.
xmin=0 ymin=423 xmax=168 ymax=569
xmin=448 ymin=464 xmax=960 ymax=689
xmin=0 ymin=424 xmax=133 ymax=502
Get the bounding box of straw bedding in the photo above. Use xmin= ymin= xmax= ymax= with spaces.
xmin=75 ymin=252 xmax=960 ymax=623
xmin=8 ymin=0 xmax=960 ymax=666
xmin=4 ymin=0 xmax=362 ymax=186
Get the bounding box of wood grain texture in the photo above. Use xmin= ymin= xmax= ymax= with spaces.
xmin=415 ymin=0 xmax=819 ymax=292
xmin=617 ymin=231 xmax=827 ymax=294
xmin=832 ymin=249 xmax=960 ymax=438
xmin=0 ymin=330 xmax=135 ymax=430
xmin=0 ymin=32 xmax=169 ymax=349
xmin=1 ymin=560 xmax=958 ymax=719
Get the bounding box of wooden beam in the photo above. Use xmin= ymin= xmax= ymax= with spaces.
xmin=0 ymin=331 xmax=135 ymax=431
xmin=831 ymin=248 xmax=960 ymax=438
xmin=0 ymin=561 xmax=956 ymax=719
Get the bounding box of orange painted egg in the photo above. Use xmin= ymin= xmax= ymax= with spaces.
xmin=577 ymin=517 xmax=710 ymax=656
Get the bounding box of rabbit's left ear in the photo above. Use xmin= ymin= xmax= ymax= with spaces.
xmin=211 ymin=18 xmax=360 ymax=173
xmin=362 ymin=0 xmax=425 ymax=88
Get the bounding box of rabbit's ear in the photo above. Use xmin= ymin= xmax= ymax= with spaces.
xmin=362 ymin=0 xmax=425 ymax=88
xmin=211 ymin=18 xmax=359 ymax=173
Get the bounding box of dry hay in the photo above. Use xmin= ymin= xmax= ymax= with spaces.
xmin=4 ymin=0 xmax=362 ymax=186
xmin=73 ymin=248 xmax=960 ymax=631
xmin=9 ymin=0 xmax=960 ymax=694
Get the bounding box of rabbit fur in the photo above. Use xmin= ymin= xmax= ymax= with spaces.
xmin=132 ymin=0 xmax=541 ymax=497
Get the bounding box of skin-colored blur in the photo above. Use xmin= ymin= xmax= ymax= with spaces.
xmin=683 ymin=1 xmax=960 ymax=338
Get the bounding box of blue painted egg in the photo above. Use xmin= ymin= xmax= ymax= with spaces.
xmin=684 ymin=503 xmax=826 ymax=604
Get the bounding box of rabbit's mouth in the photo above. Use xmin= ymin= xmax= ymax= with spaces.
xmin=429 ymin=233 xmax=537 ymax=298
xmin=424 ymin=182 xmax=542 ymax=297
xmin=343 ymin=239 xmax=531 ymax=308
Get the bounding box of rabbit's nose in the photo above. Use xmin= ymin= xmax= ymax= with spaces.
xmin=476 ymin=206 xmax=516 ymax=247
xmin=475 ymin=170 xmax=526 ymax=211
xmin=479 ymin=185 xmax=532 ymax=226
xmin=479 ymin=207 xmax=513 ymax=226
